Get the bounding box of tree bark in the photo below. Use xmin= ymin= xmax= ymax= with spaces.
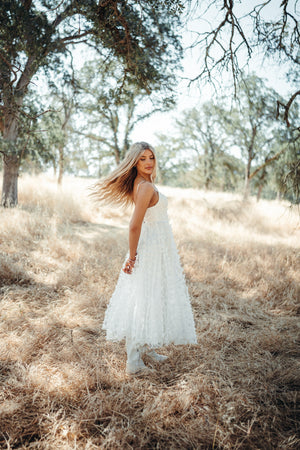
xmin=256 ymin=184 xmax=263 ymax=202
xmin=243 ymin=163 xmax=251 ymax=200
xmin=1 ymin=109 xmax=21 ymax=207
xmin=57 ymin=145 xmax=64 ymax=185
xmin=52 ymin=157 xmax=57 ymax=177
xmin=1 ymin=56 xmax=36 ymax=207
xmin=243 ymin=126 xmax=256 ymax=200
xmin=1 ymin=154 xmax=19 ymax=207
xmin=203 ymin=146 xmax=209 ymax=190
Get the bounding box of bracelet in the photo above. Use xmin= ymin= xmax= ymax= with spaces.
xmin=129 ymin=253 xmax=137 ymax=262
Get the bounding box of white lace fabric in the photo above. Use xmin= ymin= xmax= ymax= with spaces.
xmin=102 ymin=191 xmax=197 ymax=348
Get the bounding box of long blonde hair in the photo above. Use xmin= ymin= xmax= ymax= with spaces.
xmin=91 ymin=142 xmax=157 ymax=207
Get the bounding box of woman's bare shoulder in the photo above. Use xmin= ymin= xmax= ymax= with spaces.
xmin=137 ymin=180 xmax=154 ymax=190
xmin=133 ymin=180 xmax=154 ymax=202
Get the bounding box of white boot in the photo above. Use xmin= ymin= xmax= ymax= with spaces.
xmin=147 ymin=350 xmax=168 ymax=362
xmin=126 ymin=338 xmax=148 ymax=374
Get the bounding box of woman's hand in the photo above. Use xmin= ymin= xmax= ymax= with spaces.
xmin=123 ymin=256 xmax=136 ymax=274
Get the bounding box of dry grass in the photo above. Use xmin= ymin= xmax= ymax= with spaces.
xmin=0 ymin=174 xmax=299 ymax=449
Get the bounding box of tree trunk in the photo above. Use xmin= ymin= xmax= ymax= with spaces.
xmin=256 ymin=184 xmax=263 ymax=202
xmin=52 ymin=157 xmax=57 ymax=177
xmin=57 ymin=146 xmax=64 ymax=185
xmin=243 ymin=127 xmax=256 ymax=200
xmin=114 ymin=146 xmax=120 ymax=165
xmin=1 ymin=154 xmax=20 ymax=207
xmin=203 ymin=147 xmax=209 ymax=190
xmin=1 ymin=73 xmax=27 ymax=207
xmin=243 ymin=169 xmax=251 ymax=200
xmin=204 ymin=176 xmax=210 ymax=190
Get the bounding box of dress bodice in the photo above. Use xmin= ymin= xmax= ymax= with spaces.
xmin=143 ymin=191 xmax=169 ymax=223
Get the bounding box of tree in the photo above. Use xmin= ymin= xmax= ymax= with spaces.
xmin=174 ymin=104 xmax=232 ymax=189
xmin=180 ymin=1 xmax=300 ymax=199
xmin=39 ymin=95 xmax=76 ymax=184
xmin=157 ymin=75 xmax=296 ymax=197
xmin=0 ymin=86 xmax=54 ymax=179
xmin=154 ymin=135 xmax=192 ymax=187
xmin=73 ymin=56 xmax=176 ymax=167
xmin=215 ymin=75 xmax=292 ymax=199
xmin=0 ymin=0 xmax=183 ymax=206
xmin=190 ymin=0 xmax=299 ymax=127
xmin=271 ymin=127 xmax=300 ymax=203
xmin=158 ymin=102 xmax=243 ymax=190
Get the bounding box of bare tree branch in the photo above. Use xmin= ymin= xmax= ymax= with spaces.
xmin=15 ymin=56 xmax=36 ymax=100
xmin=249 ymin=148 xmax=286 ymax=180
xmin=70 ymin=128 xmax=115 ymax=150
xmin=0 ymin=52 xmax=20 ymax=86
xmin=276 ymin=90 xmax=300 ymax=128
xmin=61 ymin=31 xmax=92 ymax=43
xmin=48 ymin=0 xmax=66 ymax=12
xmin=20 ymin=108 xmax=56 ymax=121
xmin=189 ymin=0 xmax=252 ymax=91
xmin=52 ymin=3 xmax=76 ymax=29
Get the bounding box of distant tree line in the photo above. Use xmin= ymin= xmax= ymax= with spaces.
xmin=156 ymin=74 xmax=298 ymax=202
xmin=12 ymin=69 xmax=298 ymax=203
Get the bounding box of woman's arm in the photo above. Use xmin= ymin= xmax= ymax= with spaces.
xmin=123 ymin=183 xmax=154 ymax=274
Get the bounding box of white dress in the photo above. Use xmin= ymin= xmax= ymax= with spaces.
xmin=102 ymin=190 xmax=197 ymax=348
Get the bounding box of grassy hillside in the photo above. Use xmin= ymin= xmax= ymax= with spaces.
xmin=0 ymin=175 xmax=299 ymax=449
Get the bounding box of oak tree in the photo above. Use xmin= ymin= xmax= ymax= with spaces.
xmin=0 ymin=0 xmax=183 ymax=206
xmin=73 ymin=56 xmax=176 ymax=168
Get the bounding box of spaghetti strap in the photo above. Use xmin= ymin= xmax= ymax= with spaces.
xmin=136 ymin=180 xmax=147 ymax=194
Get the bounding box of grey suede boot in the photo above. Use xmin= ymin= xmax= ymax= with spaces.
xmin=126 ymin=338 xmax=149 ymax=374
xmin=147 ymin=350 xmax=168 ymax=362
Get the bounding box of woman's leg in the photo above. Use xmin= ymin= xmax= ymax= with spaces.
xmin=126 ymin=337 xmax=147 ymax=374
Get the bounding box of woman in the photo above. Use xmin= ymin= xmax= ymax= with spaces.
xmin=95 ymin=142 xmax=197 ymax=375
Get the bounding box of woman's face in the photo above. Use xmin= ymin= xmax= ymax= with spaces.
xmin=136 ymin=149 xmax=155 ymax=178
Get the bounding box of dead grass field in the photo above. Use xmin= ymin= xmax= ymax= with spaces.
xmin=0 ymin=174 xmax=299 ymax=449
